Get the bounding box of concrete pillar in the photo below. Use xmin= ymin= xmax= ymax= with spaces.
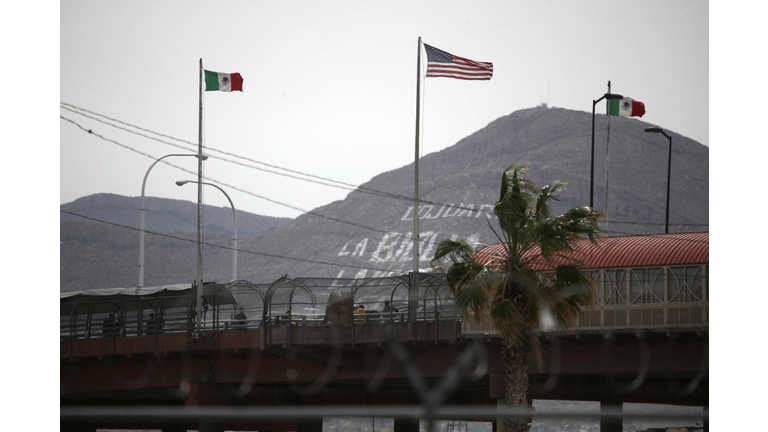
xmin=600 ymin=401 xmax=622 ymax=432
xmin=198 ymin=420 xmax=225 ymax=432
xmin=185 ymin=383 xmax=228 ymax=432
xmin=297 ymin=419 xmax=324 ymax=432
xmin=395 ymin=417 xmax=420 ymax=432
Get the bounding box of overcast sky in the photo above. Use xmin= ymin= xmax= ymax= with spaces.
xmin=5 ymin=2 xmax=765 ymax=423
xmin=57 ymin=0 xmax=710 ymax=219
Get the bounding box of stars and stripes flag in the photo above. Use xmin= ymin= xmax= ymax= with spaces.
xmin=424 ymin=43 xmax=493 ymax=80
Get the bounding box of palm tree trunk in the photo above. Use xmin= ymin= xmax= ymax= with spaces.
xmin=500 ymin=334 xmax=532 ymax=432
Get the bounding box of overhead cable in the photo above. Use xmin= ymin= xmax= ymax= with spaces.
xmin=61 ymin=115 xmax=388 ymax=235
xmin=61 ymin=209 xmax=402 ymax=274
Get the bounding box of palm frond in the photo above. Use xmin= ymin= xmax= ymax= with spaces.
xmin=431 ymin=163 xmax=603 ymax=350
xmin=494 ymin=164 xmax=537 ymax=239
xmin=534 ymin=180 xmax=566 ymax=220
xmin=549 ymin=264 xmax=595 ymax=329
xmin=561 ymin=206 xmax=605 ymax=241
xmin=431 ymin=238 xmax=476 ymax=268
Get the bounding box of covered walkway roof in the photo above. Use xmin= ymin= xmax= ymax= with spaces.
xmin=60 ymin=282 xmax=236 ymax=315
xmin=475 ymin=231 xmax=709 ymax=271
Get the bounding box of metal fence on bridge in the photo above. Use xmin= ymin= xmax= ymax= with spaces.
xmin=60 ymin=273 xmax=459 ymax=340
xmin=60 ymin=268 xmax=710 ymax=431
xmin=61 ymin=264 xmax=708 ymax=340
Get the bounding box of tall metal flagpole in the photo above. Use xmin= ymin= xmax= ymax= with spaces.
xmin=196 ymin=59 xmax=204 ymax=334
xmin=410 ymin=37 xmax=422 ymax=322
xmin=603 ymin=80 xmax=611 ymax=231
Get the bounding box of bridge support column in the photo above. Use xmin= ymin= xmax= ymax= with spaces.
xmin=297 ymin=419 xmax=324 ymax=432
xmin=395 ymin=417 xmax=420 ymax=432
xmin=198 ymin=420 xmax=225 ymax=432
xmin=185 ymin=384 xmax=227 ymax=432
xmin=600 ymin=401 xmax=622 ymax=432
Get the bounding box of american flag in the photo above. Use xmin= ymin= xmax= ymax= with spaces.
xmin=424 ymin=43 xmax=493 ymax=80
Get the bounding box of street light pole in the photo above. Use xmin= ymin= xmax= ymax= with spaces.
xmin=177 ymin=180 xmax=238 ymax=281
xmin=644 ymin=127 xmax=673 ymax=234
xmin=139 ymin=153 xmax=207 ymax=287
xmin=590 ymin=93 xmax=623 ymax=208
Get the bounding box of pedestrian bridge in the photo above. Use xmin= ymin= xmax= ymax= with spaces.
xmin=60 ymin=232 xmax=708 ymax=432
xmin=61 ymin=232 xmax=708 ymax=341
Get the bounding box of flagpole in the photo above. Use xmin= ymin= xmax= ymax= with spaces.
xmin=603 ymin=80 xmax=611 ymax=231
xmin=196 ymin=58 xmax=204 ymax=335
xmin=411 ymin=37 xmax=422 ymax=322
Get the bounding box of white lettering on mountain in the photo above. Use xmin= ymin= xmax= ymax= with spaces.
xmin=401 ymin=204 xmax=495 ymax=221
xmin=339 ymin=231 xmax=482 ymax=264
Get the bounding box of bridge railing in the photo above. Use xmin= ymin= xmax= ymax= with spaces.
xmin=60 ymin=274 xmax=461 ymax=340
xmin=573 ymin=265 xmax=708 ymax=330
xmin=61 ymin=264 xmax=707 ymax=340
xmin=461 ymin=264 xmax=709 ymax=334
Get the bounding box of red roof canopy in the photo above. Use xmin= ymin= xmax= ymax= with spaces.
xmin=474 ymin=232 xmax=709 ymax=271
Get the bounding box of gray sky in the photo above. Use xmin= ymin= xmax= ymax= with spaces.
xmin=9 ymin=2 xmax=764 ymax=422
xmin=59 ymin=0 xmax=709 ymax=219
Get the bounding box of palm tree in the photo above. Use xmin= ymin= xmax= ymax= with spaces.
xmin=430 ymin=164 xmax=603 ymax=432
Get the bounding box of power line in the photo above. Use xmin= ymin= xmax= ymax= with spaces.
xmin=61 ymin=207 xmax=707 ymax=278
xmin=61 ymin=209 xmax=403 ymax=275
xmin=61 ymin=115 xmax=389 ymax=235
xmin=60 ymin=102 xmax=481 ymax=213
xmin=61 ymin=104 xmax=709 ymax=234
xmin=60 ymin=103 xmax=367 ymax=195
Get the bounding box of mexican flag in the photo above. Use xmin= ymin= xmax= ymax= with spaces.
xmin=204 ymin=70 xmax=243 ymax=92
xmin=609 ymin=97 xmax=645 ymax=117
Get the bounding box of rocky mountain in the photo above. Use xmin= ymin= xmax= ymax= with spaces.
xmin=60 ymin=106 xmax=708 ymax=291
xmin=60 ymin=194 xmax=291 ymax=291
xmin=60 ymin=193 xmax=290 ymax=238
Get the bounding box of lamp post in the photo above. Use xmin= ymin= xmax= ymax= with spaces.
xmin=139 ymin=153 xmax=207 ymax=288
xmin=176 ymin=180 xmax=238 ymax=281
xmin=644 ymin=127 xmax=673 ymax=234
xmin=590 ymin=93 xmax=623 ymax=208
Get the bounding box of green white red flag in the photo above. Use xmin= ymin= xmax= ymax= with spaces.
xmin=204 ymin=70 xmax=243 ymax=92
xmin=609 ymin=97 xmax=645 ymax=117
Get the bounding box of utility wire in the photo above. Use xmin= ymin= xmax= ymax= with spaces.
xmin=61 ymin=103 xmax=367 ymax=195
xmin=61 ymin=210 xmax=403 ymax=274
xmin=61 ymin=104 xmax=709 ymax=232
xmin=60 ymin=210 xmax=706 ymax=281
xmin=60 ymin=102 xmax=482 ymax=212
xmin=61 ymin=115 xmax=389 ymax=235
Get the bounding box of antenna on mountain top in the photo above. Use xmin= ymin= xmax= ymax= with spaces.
xmin=538 ymin=85 xmax=551 ymax=109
